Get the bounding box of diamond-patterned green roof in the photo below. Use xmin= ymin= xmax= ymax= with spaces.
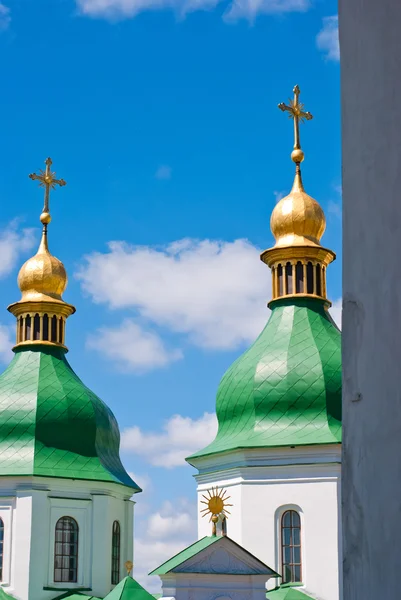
xmin=189 ymin=298 xmax=341 ymax=459
xmin=0 ymin=344 xmax=140 ymax=489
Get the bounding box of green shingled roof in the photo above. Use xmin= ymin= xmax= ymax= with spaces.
xmin=189 ymin=298 xmax=341 ymax=459
xmin=149 ymin=536 xmax=220 ymax=575
xmin=0 ymin=345 xmax=140 ymax=489
xmin=104 ymin=577 xmax=155 ymax=600
xmin=150 ymin=535 xmax=280 ymax=577
xmin=266 ymin=583 xmax=315 ymax=599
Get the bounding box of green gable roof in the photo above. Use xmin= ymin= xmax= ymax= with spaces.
xmin=266 ymin=583 xmax=315 ymax=599
xmin=0 ymin=345 xmax=140 ymax=489
xmin=150 ymin=535 xmax=280 ymax=577
xmin=189 ymin=298 xmax=341 ymax=460
xmin=150 ymin=536 xmax=220 ymax=575
xmin=104 ymin=577 xmax=155 ymax=600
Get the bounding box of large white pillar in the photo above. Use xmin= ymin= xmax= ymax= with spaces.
xmin=339 ymin=1 xmax=401 ymax=598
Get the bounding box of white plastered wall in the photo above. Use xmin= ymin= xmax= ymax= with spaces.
xmin=0 ymin=476 xmax=136 ymax=600
xmin=192 ymin=445 xmax=341 ymax=600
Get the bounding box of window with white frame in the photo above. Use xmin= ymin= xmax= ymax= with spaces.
xmin=0 ymin=518 xmax=4 ymax=581
xmin=111 ymin=521 xmax=121 ymax=585
xmin=281 ymin=510 xmax=302 ymax=583
xmin=54 ymin=516 xmax=79 ymax=583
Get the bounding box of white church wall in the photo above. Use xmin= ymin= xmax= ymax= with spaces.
xmin=160 ymin=572 xmax=271 ymax=600
xmin=193 ymin=445 xmax=341 ymax=600
xmin=0 ymin=476 xmax=135 ymax=600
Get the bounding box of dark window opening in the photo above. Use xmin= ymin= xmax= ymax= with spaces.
xmin=316 ymin=264 xmax=322 ymax=296
xmin=295 ymin=262 xmax=303 ymax=294
xmin=51 ymin=316 xmax=58 ymax=343
xmin=306 ymin=262 xmax=314 ymax=294
xmin=59 ymin=318 xmax=63 ymax=344
xmin=277 ymin=264 xmax=283 ymax=296
xmin=43 ymin=315 xmax=49 ymax=341
xmin=0 ymin=517 xmax=4 ymax=581
xmin=281 ymin=510 xmax=302 ymax=584
xmin=285 ymin=263 xmax=293 ymax=294
xmin=19 ymin=317 xmax=23 ymax=342
xmin=34 ymin=314 xmax=40 ymax=341
xmin=111 ymin=521 xmax=121 ymax=585
xmin=54 ymin=516 xmax=78 ymax=583
xmin=25 ymin=315 xmax=31 ymax=341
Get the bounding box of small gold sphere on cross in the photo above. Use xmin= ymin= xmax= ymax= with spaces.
xmin=40 ymin=212 xmax=52 ymax=225
xmin=291 ymin=149 xmax=304 ymax=164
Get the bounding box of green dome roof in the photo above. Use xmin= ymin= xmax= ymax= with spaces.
xmin=0 ymin=345 xmax=140 ymax=489
xmin=189 ymin=298 xmax=341 ymax=460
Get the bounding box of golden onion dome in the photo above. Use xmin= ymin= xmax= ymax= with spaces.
xmin=270 ymin=169 xmax=326 ymax=248
xmin=17 ymin=231 xmax=67 ymax=303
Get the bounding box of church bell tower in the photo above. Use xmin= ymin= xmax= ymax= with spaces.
xmin=0 ymin=159 xmax=141 ymax=600
xmin=187 ymin=87 xmax=342 ymax=600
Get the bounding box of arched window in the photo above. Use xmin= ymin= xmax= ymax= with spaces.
xmin=316 ymin=264 xmax=322 ymax=296
xmin=0 ymin=518 xmax=4 ymax=581
xmin=59 ymin=318 xmax=64 ymax=344
xmin=281 ymin=510 xmax=302 ymax=583
xmin=25 ymin=315 xmax=31 ymax=341
xmin=277 ymin=264 xmax=283 ymax=296
xmin=111 ymin=521 xmax=121 ymax=585
xmin=306 ymin=262 xmax=314 ymax=294
xmin=51 ymin=316 xmax=58 ymax=343
xmin=54 ymin=517 xmax=78 ymax=583
xmin=285 ymin=262 xmax=293 ymax=294
xmin=295 ymin=262 xmax=303 ymax=294
xmin=43 ymin=314 xmax=49 ymax=341
xmin=19 ymin=317 xmax=23 ymax=343
xmin=34 ymin=314 xmax=41 ymax=341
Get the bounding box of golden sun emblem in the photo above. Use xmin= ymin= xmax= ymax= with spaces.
xmin=200 ymin=487 xmax=232 ymax=534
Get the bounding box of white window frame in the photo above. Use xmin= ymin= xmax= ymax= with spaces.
xmin=0 ymin=499 xmax=15 ymax=586
xmin=47 ymin=498 xmax=91 ymax=590
xmin=275 ymin=504 xmax=305 ymax=585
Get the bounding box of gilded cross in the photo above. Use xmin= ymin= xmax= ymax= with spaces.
xmin=278 ymin=85 xmax=313 ymax=154
xmin=29 ymin=157 xmax=66 ymax=218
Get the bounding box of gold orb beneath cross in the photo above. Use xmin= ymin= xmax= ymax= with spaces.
xmin=40 ymin=212 xmax=52 ymax=225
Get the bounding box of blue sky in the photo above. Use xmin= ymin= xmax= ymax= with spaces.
xmin=0 ymin=0 xmax=340 ymax=589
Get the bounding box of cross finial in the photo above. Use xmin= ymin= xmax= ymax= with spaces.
xmin=29 ymin=157 xmax=66 ymax=227
xmin=278 ymin=85 xmax=313 ymax=164
xmin=125 ymin=560 xmax=133 ymax=576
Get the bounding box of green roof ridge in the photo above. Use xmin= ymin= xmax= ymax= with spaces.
xmin=189 ymin=298 xmax=341 ymax=459
xmin=0 ymin=345 xmax=140 ymax=489
xmin=104 ymin=576 xmax=154 ymax=600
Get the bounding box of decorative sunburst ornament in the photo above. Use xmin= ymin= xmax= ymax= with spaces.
xmin=200 ymin=487 xmax=232 ymax=535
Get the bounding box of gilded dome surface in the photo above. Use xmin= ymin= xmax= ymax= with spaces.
xmin=17 ymin=232 xmax=67 ymax=302
xmin=270 ymin=171 xmax=326 ymax=247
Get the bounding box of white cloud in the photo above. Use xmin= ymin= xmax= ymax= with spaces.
xmin=224 ymin=0 xmax=309 ymax=22
xmin=0 ymin=324 xmax=14 ymax=363
xmin=328 ymin=200 xmax=341 ymax=218
xmin=77 ymin=238 xmax=269 ymax=351
xmin=0 ymin=222 xmax=36 ymax=279
xmin=329 ymin=298 xmax=342 ymax=329
xmin=135 ymin=498 xmax=197 ymax=592
xmin=316 ymin=15 xmax=340 ymax=61
xmin=0 ymin=3 xmax=10 ymax=31
xmin=155 ymin=165 xmax=172 ymax=180
xmin=87 ymin=319 xmax=183 ymax=373
xmin=273 ymin=190 xmax=286 ymax=204
xmin=76 ymin=0 xmax=309 ymax=22
xmin=121 ymin=412 xmax=218 ymax=467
